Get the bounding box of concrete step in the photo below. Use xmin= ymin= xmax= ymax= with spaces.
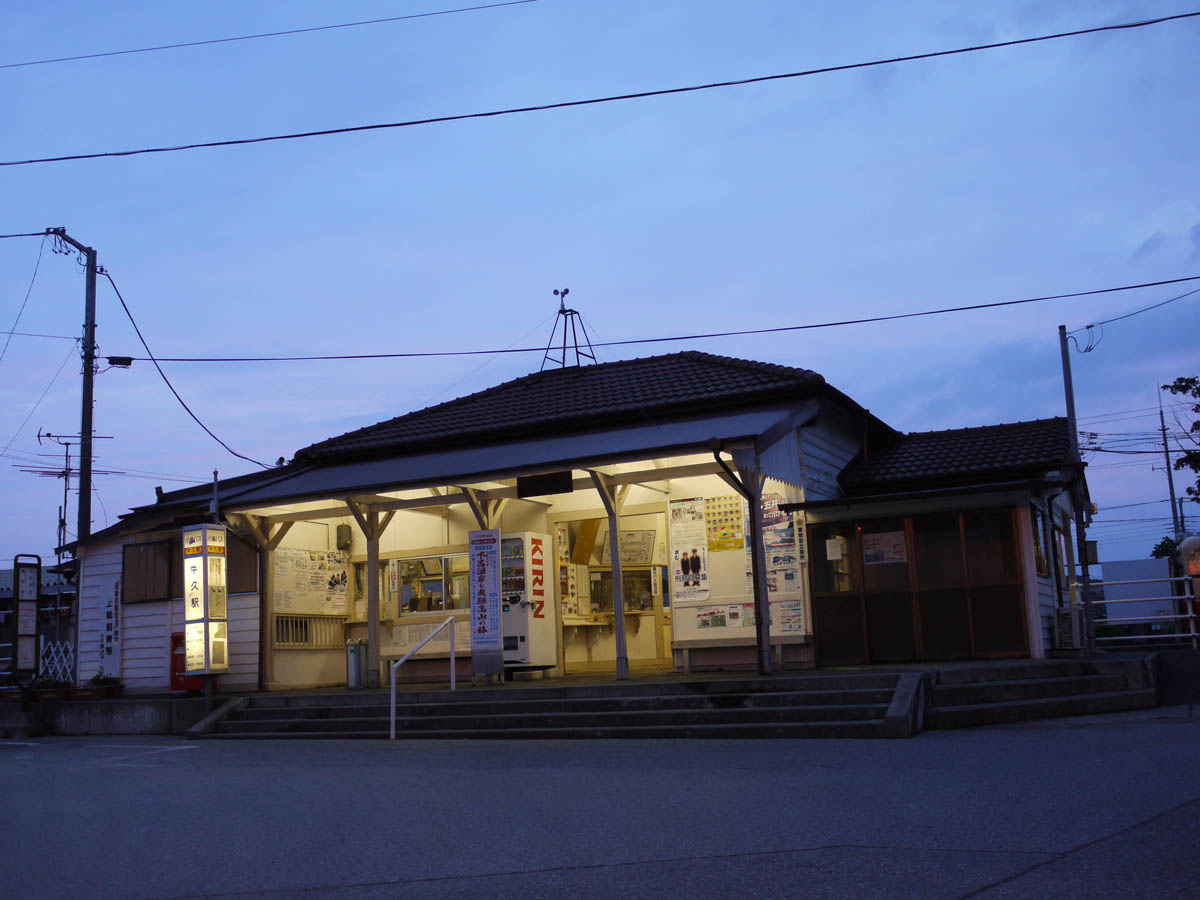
xmin=219 ymin=702 xmax=890 ymax=735
xmin=228 ymin=688 xmax=898 ymax=722
xmin=933 ymin=660 xmax=1085 ymax=685
xmin=202 ymin=718 xmax=889 ymax=740
xmin=930 ymin=674 xmax=1129 ymax=706
xmin=242 ymin=674 xmax=901 ymax=710
xmin=924 ymin=689 xmax=1157 ymax=730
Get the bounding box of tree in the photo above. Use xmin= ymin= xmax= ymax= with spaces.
xmin=1161 ymin=376 xmax=1200 ymax=501
xmin=1151 ymin=535 xmax=1179 ymax=560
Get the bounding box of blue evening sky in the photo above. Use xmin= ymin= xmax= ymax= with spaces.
xmin=1 ymin=1 xmax=1197 ymax=565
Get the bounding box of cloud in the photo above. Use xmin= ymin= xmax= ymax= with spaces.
xmin=1130 ymin=231 xmax=1167 ymax=262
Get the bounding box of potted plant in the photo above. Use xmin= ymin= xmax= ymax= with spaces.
xmin=84 ymin=671 xmax=124 ymax=699
xmin=30 ymin=676 xmax=72 ymax=701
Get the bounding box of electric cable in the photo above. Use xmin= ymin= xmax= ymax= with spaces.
xmin=0 ymin=341 xmax=79 ymax=458
xmin=0 ymin=330 xmax=78 ymax=341
xmin=101 ymin=271 xmax=272 ymax=469
xmin=0 ymin=1 xmax=540 ymax=71
xmin=0 ymin=231 xmax=48 ymax=239
xmin=119 ymin=274 xmax=1200 ymax=363
xmin=1070 ymin=285 xmax=1200 ymax=335
xmin=3 ymin=10 xmax=1197 ymax=168
xmin=1 ymin=235 xmax=47 ymax=364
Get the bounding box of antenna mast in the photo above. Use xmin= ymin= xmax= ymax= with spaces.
xmin=540 ymin=288 xmax=597 ymax=371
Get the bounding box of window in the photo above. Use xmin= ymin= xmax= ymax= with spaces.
xmin=1030 ymin=505 xmax=1049 ymax=577
xmin=122 ymin=531 xmax=258 ymax=604
xmin=355 ymin=554 xmax=469 ymax=616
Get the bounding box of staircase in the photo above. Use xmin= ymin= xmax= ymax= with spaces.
xmin=198 ymin=673 xmax=902 ymax=740
xmin=924 ymin=658 xmax=1156 ymax=730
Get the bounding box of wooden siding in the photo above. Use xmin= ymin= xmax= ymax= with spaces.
xmin=77 ymin=541 xmax=123 ymax=683
xmin=800 ymin=411 xmax=862 ymax=500
xmin=123 ymin=600 xmax=172 ymax=690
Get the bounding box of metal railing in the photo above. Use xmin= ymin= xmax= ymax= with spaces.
xmin=1082 ymin=576 xmax=1198 ymax=650
xmin=390 ymin=615 xmax=456 ymax=740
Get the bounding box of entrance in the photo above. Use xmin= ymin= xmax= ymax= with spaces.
xmin=552 ymin=511 xmax=672 ymax=675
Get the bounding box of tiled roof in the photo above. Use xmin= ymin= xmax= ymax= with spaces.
xmin=839 ymin=417 xmax=1072 ymax=493
xmin=296 ymin=351 xmax=835 ymax=463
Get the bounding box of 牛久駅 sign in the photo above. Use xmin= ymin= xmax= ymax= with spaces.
xmin=182 ymin=524 xmax=229 ymax=674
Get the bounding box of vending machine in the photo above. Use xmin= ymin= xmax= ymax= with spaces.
xmin=499 ymin=532 xmax=557 ymax=669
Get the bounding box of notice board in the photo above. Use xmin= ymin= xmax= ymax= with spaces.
xmin=273 ymin=548 xmax=349 ymax=615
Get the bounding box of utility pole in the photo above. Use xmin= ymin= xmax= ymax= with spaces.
xmin=1058 ymin=325 xmax=1095 ymax=655
xmin=1159 ymin=390 xmax=1181 ymax=539
xmin=47 ymin=228 xmax=98 ymax=543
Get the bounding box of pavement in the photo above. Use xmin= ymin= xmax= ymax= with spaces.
xmin=1 ymin=704 xmax=1198 ymax=899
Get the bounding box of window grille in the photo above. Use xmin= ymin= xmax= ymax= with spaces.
xmin=274 ymin=614 xmax=346 ymax=649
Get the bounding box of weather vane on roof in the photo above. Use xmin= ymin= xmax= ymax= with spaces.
xmin=540 ymin=288 xmax=597 ymax=371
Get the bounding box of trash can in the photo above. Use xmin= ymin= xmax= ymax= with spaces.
xmin=346 ymin=639 xmax=367 ymax=689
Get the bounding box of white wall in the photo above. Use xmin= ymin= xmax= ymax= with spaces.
xmin=76 ymin=541 xmax=122 ymax=683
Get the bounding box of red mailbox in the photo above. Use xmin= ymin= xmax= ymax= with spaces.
xmin=171 ymin=632 xmax=205 ymax=692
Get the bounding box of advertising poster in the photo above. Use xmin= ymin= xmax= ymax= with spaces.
xmin=777 ymin=599 xmax=806 ymax=634
xmin=704 ymin=494 xmax=746 ymax=551
xmin=669 ymin=498 xmax=709 ymax=602
xmin=863 ymin=531 xmax=907 ymax=565
xmin=762 ymin=492 xmax=803 ymax=594
xmin=273 ymin=548 xmax=348 ymax=614
xmin=468 ymin=529 xmax=503 ymax=675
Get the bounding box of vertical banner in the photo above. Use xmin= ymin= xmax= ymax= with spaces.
xmin=668 ymin=499 xmax=709 ymax=602
xmin=99 ymin=579 xmax=121 ymax=677
xmin=182 ymin=524 xmax=229 ymax=674
xmin=468 ymin=529 xmax=503 ymax=676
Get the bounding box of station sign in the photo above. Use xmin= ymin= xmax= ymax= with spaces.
xmin=13 ymin=555 xmax=41 ymax=678
xmin=182 ymin=525 xmax=229 ymax=674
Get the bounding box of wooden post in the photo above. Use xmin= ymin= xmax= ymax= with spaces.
xmin=590 ymin=471 xmax=629 ymax=680
xmin=731 ymin=451 xmax=773 ymax=675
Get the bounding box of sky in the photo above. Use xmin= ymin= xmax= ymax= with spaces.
xmin=1 ymin=0 xmax=1198 ymax=567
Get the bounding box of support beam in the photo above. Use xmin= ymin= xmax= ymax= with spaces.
xmin=235 ymin=513 xmax=296 ymax=691
xmin=347 ymin=500 xmax=383 ymax=686
xmin=590 ymin=471 xmax=629 ymax=680
xmin=718 ymin=451 xmax=774 ymax=675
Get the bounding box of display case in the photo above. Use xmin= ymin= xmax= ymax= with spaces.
xmin=499 ymin=532 xmax=556 ymax=668
xmin=588 ymin=566 xmax=664 ymax=613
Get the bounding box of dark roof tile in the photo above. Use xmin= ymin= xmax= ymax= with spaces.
xmin=295 ymin=351 xmax=834 ymax=462
xmin=840 ymin=417 xmax=1072 ymax=493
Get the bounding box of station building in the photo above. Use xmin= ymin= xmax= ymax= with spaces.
xmin=67 ymin=351 xmax=1087 ymax=691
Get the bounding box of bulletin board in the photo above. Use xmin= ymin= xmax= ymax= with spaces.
xmin=273 ymin=548 xmax=349 ymax=615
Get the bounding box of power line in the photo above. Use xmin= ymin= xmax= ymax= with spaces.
xmin=0 ymin=330 xmax=78 ymax=341
xmin=118 ymin=274 xmax=1200 ymax=363
xmin=4 ymin=9 xmax=1198 ymax=168
xmin=0 ymin=341 xmax=79 ymax=459
xmin=101 ymin=271 xmax=272 ymax=470
xmin=0 ymin=1 xmax=540 ymax=71
xmin=1070 ymin=285 xmax=1200 ymax=334
xmin=0 ymin=235 xmax=47 ymax=364
xmin=0 ymin=231 xmax=47 ymax=239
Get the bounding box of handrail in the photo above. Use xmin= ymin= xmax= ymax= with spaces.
xmin=390 ymin=615 xmax=456 ymax=740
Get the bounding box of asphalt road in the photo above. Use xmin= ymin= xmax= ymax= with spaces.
xmin=2 ymin=706 xmax=1198 ymax=899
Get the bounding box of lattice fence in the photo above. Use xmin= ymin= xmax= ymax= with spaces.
xmin=40 ymin=639 xmax=75 ymax=683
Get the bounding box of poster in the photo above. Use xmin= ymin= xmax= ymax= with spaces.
xmin=863 ymin=531 xmax=907 ymax=565
xmin=762 ymin=492 xmax=803 ymax=595
xmin=777 ymin=598 xmax=806 ymax=634
xmin=704 ymin=495 xmax=745 ymax=551
xmin=695 ymin=606 xmax=726 ymax=628
xmin=600 ymin=529 xmax=656 ymax=566
xmin=468 ymin=529 xmax=503 ymax=675
xmin=669 ymin=498 xmax=709 ymax=602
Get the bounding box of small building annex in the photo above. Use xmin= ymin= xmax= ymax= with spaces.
xmin=66 ymin=351 xmax=1088 ymax=692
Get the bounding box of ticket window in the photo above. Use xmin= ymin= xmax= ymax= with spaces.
xmin=389 ymin=555 xmax=467 ymax=614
